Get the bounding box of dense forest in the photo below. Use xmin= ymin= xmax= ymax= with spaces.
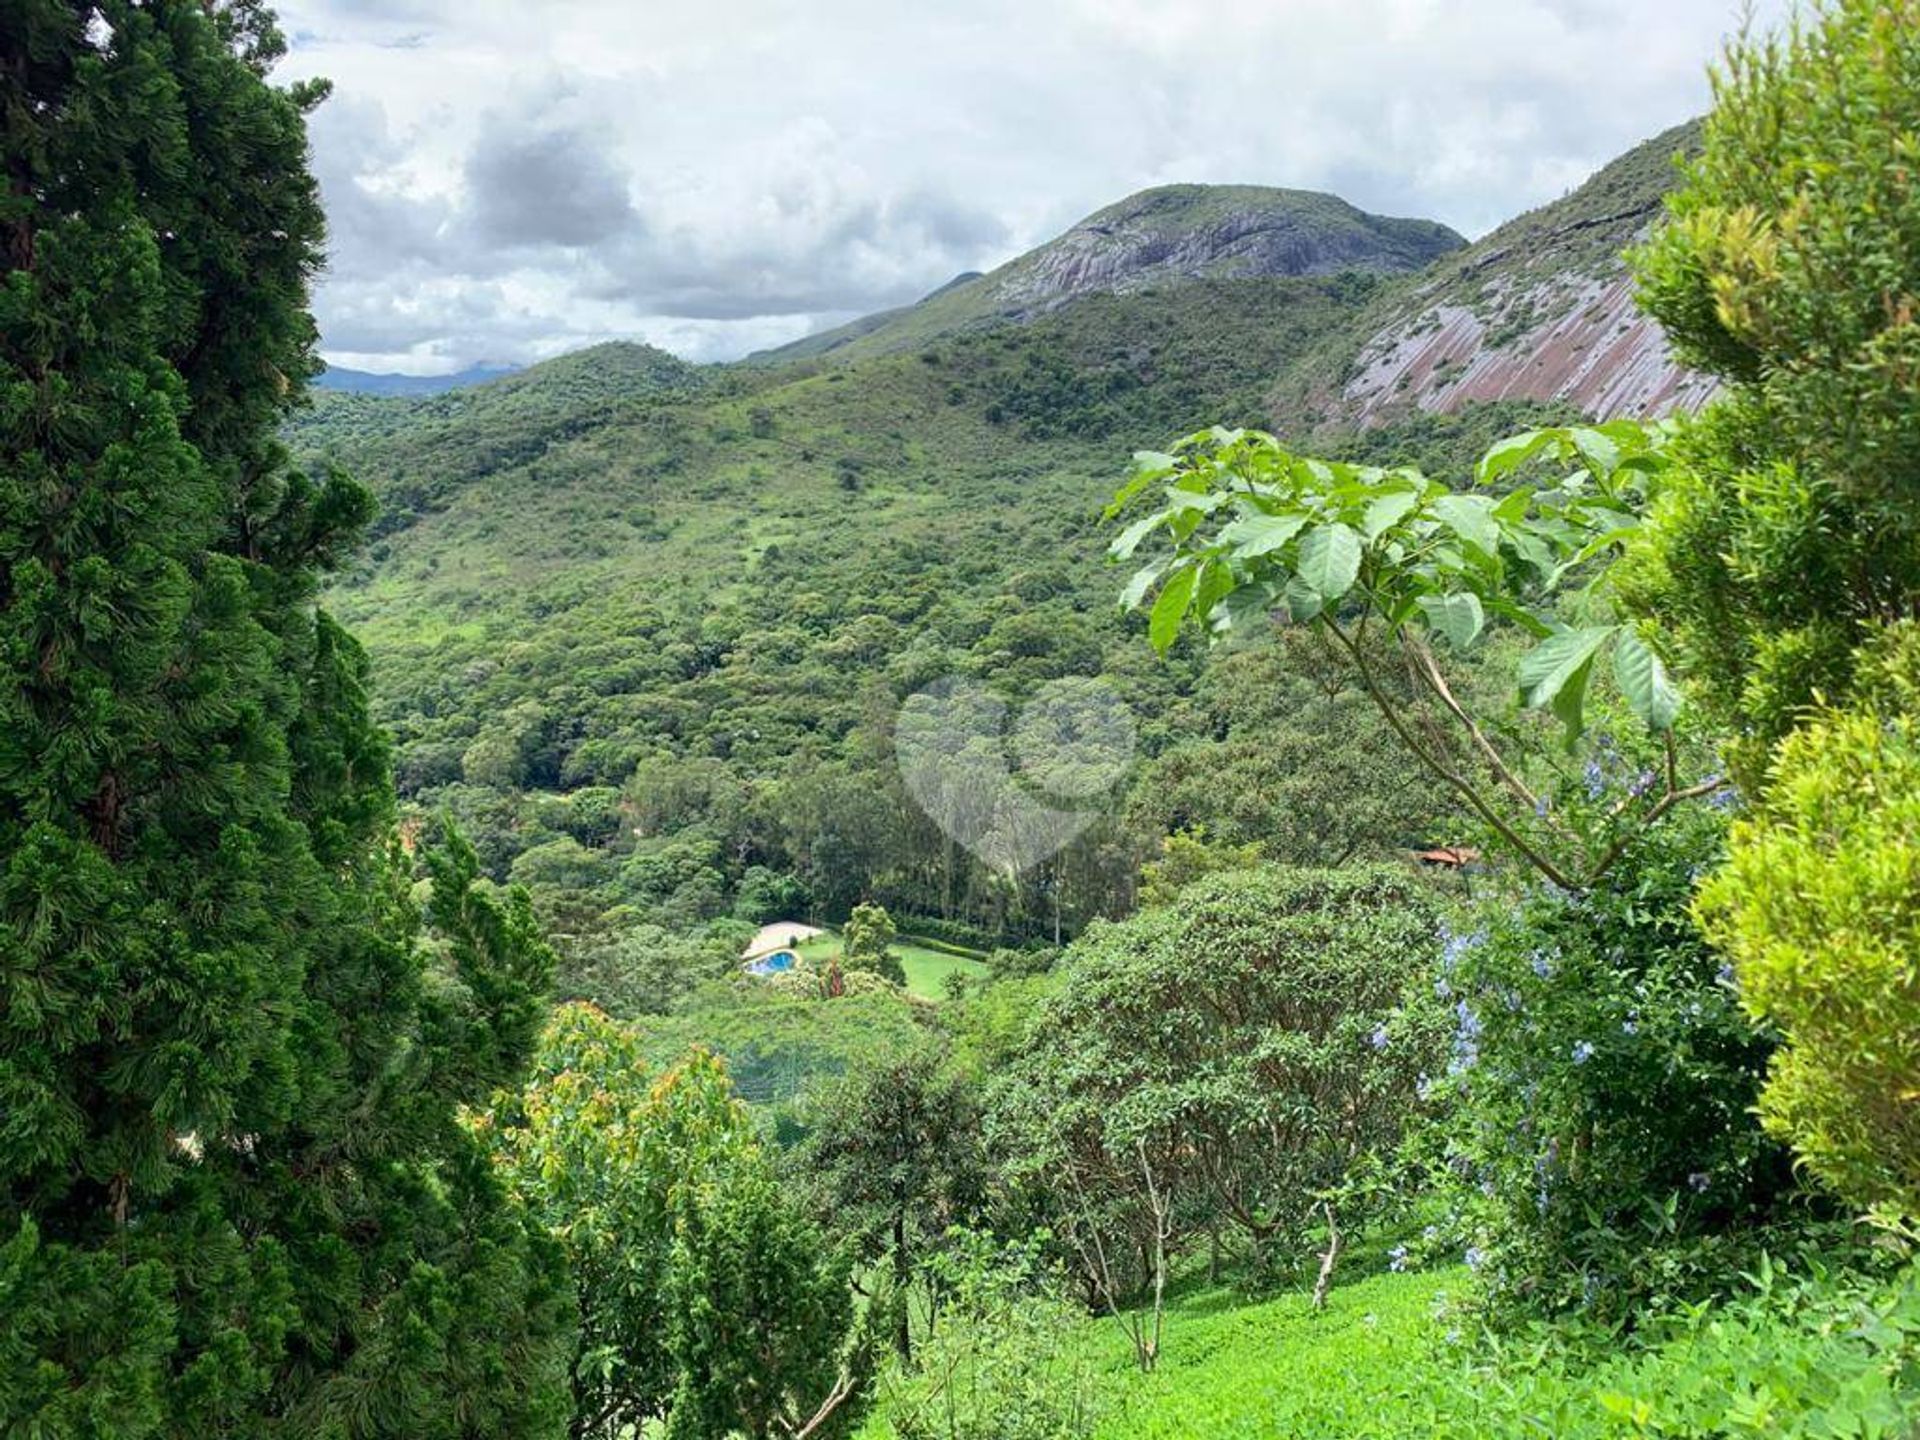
xmin=5 ymin=1 xmax=1920 ymax=1437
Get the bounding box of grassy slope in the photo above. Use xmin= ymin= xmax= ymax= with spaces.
xmin=1090 ymin=1271 xmax=1458 ymax=1440
xmin=858 ymin=1257 xmax=1920 ymax=1439
xmin=851 ymin=1268 xmax=1460 ymax=1440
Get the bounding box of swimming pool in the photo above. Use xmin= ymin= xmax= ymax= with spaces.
xmin=745 ymin=949 xmax=799 ymax=976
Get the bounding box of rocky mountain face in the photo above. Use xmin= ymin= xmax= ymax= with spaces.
xmin=984 ymin=185 xmax=1465 ymax=313
xmin=1320 ymin=121 xmax=1714 ymax=427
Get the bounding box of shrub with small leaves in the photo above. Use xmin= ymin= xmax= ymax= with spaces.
xmin=1699 ymin=659 xmax=1920 ymax=1219
xmin=1624 ymin=0 xmax=1920 ymax=788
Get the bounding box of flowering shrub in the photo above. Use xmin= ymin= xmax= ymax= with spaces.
xmin=1431 ymin=800 xmax=1801 ymax=1323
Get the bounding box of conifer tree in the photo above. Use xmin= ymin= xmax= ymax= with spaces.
xmin=0 ymin=5 xmax=570 ymax=1434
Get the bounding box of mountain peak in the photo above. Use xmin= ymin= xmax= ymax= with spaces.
xmin=990 ymin=185 xmax=1465 ymax=315
xmin=757 ymin=183 xmax=1465 ymax=362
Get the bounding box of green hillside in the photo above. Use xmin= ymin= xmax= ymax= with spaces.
xmin=291 ymin=269 xmax=1465 ymax=961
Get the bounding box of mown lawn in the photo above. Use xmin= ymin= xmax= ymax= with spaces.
xmin=792 ymin=932 xmax=990 ymax=1001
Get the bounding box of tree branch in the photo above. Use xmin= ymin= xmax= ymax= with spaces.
xmin=1398 ymin=631 xmax=1540 ymax=812
xmin=1317 ymin=618 xmax=1581 ymax=892
xmin=1311 ymin=1201 xmax=1341 ymax=1311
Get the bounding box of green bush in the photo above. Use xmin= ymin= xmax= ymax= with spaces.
xmin=1437 ymin=801 xmax=1798 ymax=1324
xmin=843 ymin=902 xmax=907 ymax=986
xmin=1626 ymin=0 xmax=1920 ymax=787
xmin=479 ymin=1005 xmax=857 ymax=1438
xmin=1699 ymin=691 xmax=1920 ymax=1217
xmin=871 ymin=1233 xmax=1099 ymax=1440
xmin=1419 ymin=1256 xmax=1920 ymax=1439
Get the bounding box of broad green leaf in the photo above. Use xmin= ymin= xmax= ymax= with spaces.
xmin=1429 ymin=494 xmax=1500 ymax=557
xmin=1215 ymin=583 xmax=1278 ymax=634
xmin=1148 ymin=565 xmax=1197 ymax=654
xmin=1193 ymin=558 xmax=1235 ymax=620
xmin=1295 ymin=522 xmax=1362 ymax=604
xmin=1476 ymin=429 xmax=1558 ymax=486
xmin=1119 ymin=557 xmax=1169 ymax=612
xmin=1109 ymin=513 xmax=1163 ymax=560
xmin=1516 ymin=625 xmax=1616 ymax=739
xmin=1217 ymin=511 xmax=1309 ymax=559
xmin=1569 ymin=427 xmax=1622 ymax=478
xmin=1482 ymin=594 xmax=1556 ymax=639
xmin=1107 ymin=451 xmax=1178 ymax=515
xmin=1612 ymin=628 xmax=1682 ymax=731
xmin=1362 ymin=489 xmax=1421 ymax=539
xmin=1504 ymin=529 xmax=1556 ymax=577
xmin=1165 ymin=486 xmax=1227 ymax=514
xmin=1284 ymin=574 xmax=1325 ymax=623
xmin=1549 ymin=654 xmax=1600 ymax=741
xmin=1492 ymin=487 xmax=1533 ymax=524
xmin=1416 ymin=591 xmax=1485 ymax=650
xmin=1547 ymin=524 xmax=1641 ymax=586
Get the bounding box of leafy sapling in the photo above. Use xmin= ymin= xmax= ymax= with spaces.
xmin=1109 ymin=423 xmax=1723 ymax=889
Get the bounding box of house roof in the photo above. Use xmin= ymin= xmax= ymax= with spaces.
xmin=740 ymin=921 xmax=825 ymax=960
xmin=1413 ymin=846 xmax=1482 ymax=868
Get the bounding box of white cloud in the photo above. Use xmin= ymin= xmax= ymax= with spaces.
xmin=275 ymin=0 xmax=1783 ymax=374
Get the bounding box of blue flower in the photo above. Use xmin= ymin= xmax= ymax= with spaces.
xmin=1438 ymin=927 xmax=1482 ymax=972
xmin=1583 ymin=759 xmax=1605 ymax=799
xmin=1530 ymin=952 xmax=1554 ymax=980
xmin=1688 ymin=1171 xmax=1711 ymax=1194
xmin=1464 ymin=1246 xmax=1486 ymax=1271
xmin=1571 ymin=1041 xmax=1595 ymax=1065
xmin=1370 ymin=1025 xmax=1391 ymax=1051
xmin=1389 ymin=1244 xmax=1409 ymax=1272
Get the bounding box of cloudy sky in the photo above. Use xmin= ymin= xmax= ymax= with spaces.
xmin=276 ymin=0 xmax=1781 ymax=375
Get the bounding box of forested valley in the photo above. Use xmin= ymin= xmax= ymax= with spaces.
xmin=4 ymin=2 xmax=1920 ymax=1437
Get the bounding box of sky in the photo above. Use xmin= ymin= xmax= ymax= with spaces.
xmin=275 ymin=0 xmax=1784 ymax=375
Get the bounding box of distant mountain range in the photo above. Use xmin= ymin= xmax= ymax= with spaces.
xmin=315 ymin=362 xmax=521 ymax=396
